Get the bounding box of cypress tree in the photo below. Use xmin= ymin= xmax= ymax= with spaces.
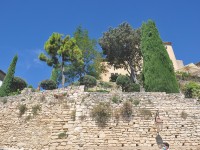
xmin=141 ymin=20 xmax=179 ymax=93
xmin=0 ymin=55 xmax=18 ymax=97
xmin=50 ymin=68 xmax=59 ymax=86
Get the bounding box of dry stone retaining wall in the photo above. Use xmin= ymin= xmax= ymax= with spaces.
xmin=0 ymin=86 xmax=200 ymax=150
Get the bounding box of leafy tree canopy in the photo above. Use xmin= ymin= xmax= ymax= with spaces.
xmin=99 ymin=22 xmax=142 ymax=83
xmin=39 ymin=33 xmax=83 ymax=87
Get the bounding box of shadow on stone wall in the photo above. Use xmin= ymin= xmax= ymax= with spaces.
xmin=156 ymin=134 xmax=163 ymax=149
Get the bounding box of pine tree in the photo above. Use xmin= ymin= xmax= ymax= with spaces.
xmin=0 ymin=55 xmax=18 ymax=97
xmin=141 ymin=20 xmax=179 ymax=93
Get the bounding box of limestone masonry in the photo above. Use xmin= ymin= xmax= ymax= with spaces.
xmin=0 ymin=86 xmax=200 ymax=150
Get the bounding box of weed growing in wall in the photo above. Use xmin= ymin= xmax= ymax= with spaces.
xmin=39 ymin=94 xmax=46 ymax=102
xmin=133 ymin=99 xmax=140 ymax=106
xmin=32 ymin=105 xmax=41 ymax=115
xmin=79 ymin=115 xmax=86 ymax=121
xmin=58 ymin=132 xmax=67 ymax=139
xmin=18 ymin=104 xmax=27 ymax=117
xmin=139 ymin=108 xmax=152 ymax=120
xmin=71 ymin=110 xmax=76 ymax=121
xmin=90 ymin=102 xmax=111 ymax=127
xmin=181 ymin=111 xmax=188 ymax=120
xmin=111 ymin=95 xmax=121 ymax=104
xmin=120 ymin=101 xmax=133 ymax=121
xmin=1 ymin=98 xmax=7 ymax=104
xmin=113 ymin=108 xmax=121 ymax=124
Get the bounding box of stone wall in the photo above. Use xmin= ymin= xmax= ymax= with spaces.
xmin=0 ymin=86 xmax=200 ymax=150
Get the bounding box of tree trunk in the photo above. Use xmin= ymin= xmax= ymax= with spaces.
xmin=129 ymin=62 xmax=138 ymax=84
xmin=61 ymin=55 xmax=65 ymax=88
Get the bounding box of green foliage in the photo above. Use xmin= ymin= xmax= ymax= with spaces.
xmin=73 ymin=26 xmax=103 ymax=80
xmin=32 ymin=105 xmax=41 ymax=115
xmin=141 ymin=20 xmax=179 ymax=93
xmin=40 ymin=80 xmax=57 ymax=90
xmin=183 ymin=82 xmax=200 ymax=99
xmin=90 ymin=102 xmax=111 ymax=127
xmin=139 ymin=108 xmax=152 ymax=120
xmin=116 ymin=75 xmax=130 ymax=92
xmin=71 ymin=110 xmax=76 ymax=121
xmin=133 ymin=99 xmax=140 ymax=106
xmin=99 ymin=22 xmax=142 ymax=83
xmin=18 ymin=104 xmax=27 ymax=117
xmin=111 ymin=95 xmax=120 ymax=104
xmin=1 ymin=98 xmax=7 ymax=104
xmin=50 ymin=68 xmax=59 ymax=87
xmin=58 ymin=132 xmax=67 ymax=139
xmin=28 ymin=85 xmax=33 ymax=88
xmin=120 ymin=101 xmax=133 ymax=121
xmin=176 ymin=71 xmax=200 ymax=82
xmin=10 ymin=77 xmax=27 ymax=93
xmin=180 ymin=111 xmax=188 ymax=120
xmin=39 ymin=33 xmax=83 ymax=87
xmin=110 ymin=73 xmax=119 ymax=82
xmin=99 ymin=81 xmax=113 ymax=89
xmin=126 ymin=83 xmax=140 ymax=92
xmin=80 ymin=75 xmax=97 ymax=90
xmin=0 ymin=55 xmax=18 ymax=97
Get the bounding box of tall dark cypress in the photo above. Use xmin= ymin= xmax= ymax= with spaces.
xmin=0 ymin=55 xmax=18 ymax=97
xmin=141 ymin=20 xmax=179 ymax=93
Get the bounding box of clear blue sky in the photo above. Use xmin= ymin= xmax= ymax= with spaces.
xmin=0 ymin=0 xmax=199 ymax=88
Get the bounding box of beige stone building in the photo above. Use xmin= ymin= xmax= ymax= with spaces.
xmin=0 ymin=70 xmax=6 ymax=87
xmin=101 ymin=42 xmax=184 ymax=82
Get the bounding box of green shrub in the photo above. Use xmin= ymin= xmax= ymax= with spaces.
xmin=140 ymin=108 xmax=152 ymax=120
xmin=58 ymin=132 xmax=67 ymax=139
xmin=79 ymin=115 xmax=86 ymax=121
xmin=1 ymin=98 xmax=7 ymax=104
xmin=181 ymin=111 xmax=188 ymax=120
xmin=126 ymin=83 xmax=140 ymax=92
xmin=133 ymin=99 xmax=140 ymax=106
xmin=96 ymin=89 xmax=109 ymax=93
xmin=18 ymin=104 xmax=27 ymax=117
xmin=71 ymin=110 xmax=76 ymax=121
xmin=80 ymin=75 xmax=97 ymax=90
xmin=111 ymin=95 xmax=120 ymax=104
xmin=183 ymin=82 xmax=200 ymax=98
xmin=120 ymin=101 xmax=133 ymax=121
xmin=28 ymin=85 xmax=33 ymax=88
xmin=110 ymin=73 xmax=119 ymax=82
xmin=113 ymin=108 xmax=121 ymax=123
xmin=32 ymin=105 xmax=41 ymax=115
xmin=10 ymin=77 xmax=27 ymax=93
xmin=25 ymin=115 xmax=31 ymax=121
xmin=90 ymin=102 xmax=111 ymax=127
xmin=40 ymin=79 xmax=57 ymax=90
xmin=99 ymin=81 xmax=113 ymax=89
xmin=116 ymin=75 xmax=130 ymax=92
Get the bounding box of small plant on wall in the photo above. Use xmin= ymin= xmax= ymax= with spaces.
xmin=18 ymin=104 xmax=27 ymax=117
xmin=120 ymin=100 xmax=133 ymax=121
xmin=111 ymin=95 xmax=120 ymax=104
xmin=139 ymin=108 xmax=152 ymax=120
xmin=181 ymin=111 xmax=188 ymax=120
xmin=32 ymin=104 xmax=41 ymax=116
xmin=133 ymin=99 xmax=140 ymax=106
xmin=71 ymin=110 xmax=76 ymax=121
xmin=58 ymin=132 xmax=67 ymax=139
xmin=90 ymin=102 xmax=111 ymax=127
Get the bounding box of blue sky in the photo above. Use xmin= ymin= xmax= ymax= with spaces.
xmin=0 ymin=0 xmax=200 ymax=88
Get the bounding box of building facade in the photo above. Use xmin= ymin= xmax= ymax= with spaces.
xmin=0 ymin=70 xmax=6 ymax=87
